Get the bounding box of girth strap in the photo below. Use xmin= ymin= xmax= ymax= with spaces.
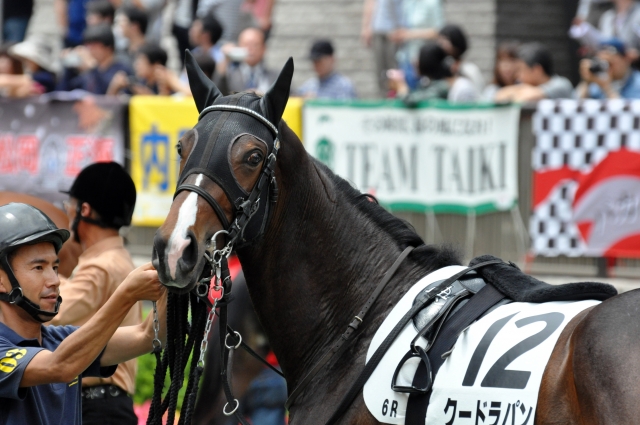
xmin=174 ymin=183 xmax=230 ymax=229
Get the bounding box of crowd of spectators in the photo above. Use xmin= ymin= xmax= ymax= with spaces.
xmin=0 ymin=0 xmax=285 ymax=99
xmin=3 ymin=0 xmax=640 ymax=103
xmin=366 ymin=0 xmax=640 ymax=104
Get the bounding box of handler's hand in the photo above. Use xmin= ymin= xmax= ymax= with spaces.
xmin=119 ymin=262 xmax=165 ymax=303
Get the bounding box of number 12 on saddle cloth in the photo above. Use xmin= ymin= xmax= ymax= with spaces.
xmin=362 ymin=266 xmax=599 ymax=424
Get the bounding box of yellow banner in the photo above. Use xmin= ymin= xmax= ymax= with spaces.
xmin=130 ymin=96 xmax=197 ymax=226
xmin=130 ymin=95 xmax=303 ymax=226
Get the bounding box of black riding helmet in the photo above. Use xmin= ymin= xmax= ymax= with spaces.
xmin=64 ymin=162 xmax=136 ymax=242
xmin=0 ymin=203 xmax=70 ymax=322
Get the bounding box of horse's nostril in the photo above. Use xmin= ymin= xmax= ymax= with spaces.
xmin=180 ymin=231 xmax=198 ymax=271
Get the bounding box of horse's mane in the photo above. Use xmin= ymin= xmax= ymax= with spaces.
xmin=311 ymin=158 xmax=462 ymax=271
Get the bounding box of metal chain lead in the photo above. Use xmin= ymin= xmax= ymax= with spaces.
xmin=198 ymin=301 xmax=217 ymax=370
xmin=151 ymin=301 xmax=162 ymax=353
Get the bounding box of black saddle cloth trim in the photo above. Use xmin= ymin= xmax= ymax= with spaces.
xmin=405 ymin=284 xmax=506 ymax=425
xmin=469 ymin=255 xmax=617 ymax=303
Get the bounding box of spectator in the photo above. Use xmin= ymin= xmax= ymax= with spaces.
xmin=390 ymin=0 xmax=444 ymax=90
xmin=111 ymin=0 xmax=165 ymax=44
xmin=297 ymin=40 xmax=357 ymax=100
xmin=394 ymin=41 xmax=478 ymax=105
xmin=0 ymin=39 xmax=57 ymax=97
xmin=483 ymin=41 xmax=520 ymax=101
xmin=494 ymin=42 xmax=573 ymax=102
xmin=3 ymin=0 xmax=34 ymax=42
xmin=438 ymin=24 xmax=485 ymax=94
xmin=220 ymin=27 xmax=277 ymax=94
xmin=9 ymin=39 xmax=57 ymax=92
xmin=55 ymin=0 xmax=92 ymax=48
xmin=86 ymin=0 xmax=115 ymax=27
xmin=196 ymin=0 xmax=246 ymax=43
xmin=0 ymin=44 xmax=24 ymax=76
xmin=117 ymin=6 xmax=149 ymax=66
xmin=577 ymin=38 xmax=640 ymax=99
xmin=571 ymin=0 xmax=640 ymax=57
xmin=58 ymin=24 xmax=133 ymax=94
xmin=242 ymin=0 xmax=276 ymax=38
xmin=189 ymin=13 xmax=224 ymax=67
xmin=108 ymin=43 xmax=172 ymax=95
xmin=173 ymin=0 xmax=195 ymax=66
xmin=52 ymin=162 xmax=141 ymax=425
xmin=0 ymin=202 xmax=166 ymax=425
xmin=361 ymin=0 xmax=404 ymax=97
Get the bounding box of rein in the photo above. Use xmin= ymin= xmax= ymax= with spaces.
xmin=285 ymin=246 xmax=415 ymax=410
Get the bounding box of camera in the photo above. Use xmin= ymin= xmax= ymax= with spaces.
xmin=589 ymin=58 xmax=609 ymax=75
xmin=227 ymin=47 xmax=248 ymax=63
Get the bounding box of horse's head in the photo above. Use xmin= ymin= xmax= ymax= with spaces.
xmin=152 ymin=51 xmax=293 ymax=292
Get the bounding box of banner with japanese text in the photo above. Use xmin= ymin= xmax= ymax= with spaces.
xmin=129 ymin=96 xmax=196 ymax=226
xmin=531 ymin=99 xmax=640 ymax=258
xmin=0 ymin=95 xmax=126 ymax=206
xmin=303 ymin=100 xmax=521 ymax=214
xmin=129 ymin=95 xmax=304 ymax=226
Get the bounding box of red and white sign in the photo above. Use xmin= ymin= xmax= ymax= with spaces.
xmin=531 ymin=99 xmax=640 ymax=258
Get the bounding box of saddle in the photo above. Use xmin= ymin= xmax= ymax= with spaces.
xmin=397 ymin=256 xmax=617 ymax=424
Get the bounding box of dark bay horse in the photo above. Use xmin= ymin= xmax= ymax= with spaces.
xmin=152 ymin=53 xmax=640 ymax=424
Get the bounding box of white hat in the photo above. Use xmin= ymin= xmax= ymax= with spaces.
xmin=9 ymin=40 xmax=58 ymax=73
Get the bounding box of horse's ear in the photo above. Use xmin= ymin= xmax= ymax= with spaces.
xmin=185 ymin=50 xmax=222 ymax=112
xmin=261 ymin=57 xmax=294 ymax=125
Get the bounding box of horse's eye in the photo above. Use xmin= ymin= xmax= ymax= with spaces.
xmin=248 ymin=152 xmax=263 ymax=166
xmin=176 ymin=143 xmax=182 ymax=158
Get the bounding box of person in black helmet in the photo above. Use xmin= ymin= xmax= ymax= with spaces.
xmin=0 ymin=203 xmax=166 ymax=425
xmin=52 ymin=162 xmax=141 ymax=425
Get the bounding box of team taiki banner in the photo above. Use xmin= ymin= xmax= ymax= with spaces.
xmin=531 ymin=99 xmax=640 ymax=258
xmin=303 ymin=100 xmax=521 ymax=214
xmin=0 ymin=95 xmax=126 ymax=205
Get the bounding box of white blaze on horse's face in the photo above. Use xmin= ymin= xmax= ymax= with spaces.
xmin=167 ymin=173 xmax=203 ymax=280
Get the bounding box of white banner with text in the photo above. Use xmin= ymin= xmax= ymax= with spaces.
xmin=303 ymin=101 xmax=521 ymax=214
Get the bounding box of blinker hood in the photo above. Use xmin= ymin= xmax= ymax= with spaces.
xmin=176 ymin=51 xmax=294 ymax=246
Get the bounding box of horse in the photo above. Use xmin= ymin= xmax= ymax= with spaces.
xmin=152 ymin=52 xmax=640 ymax=424
xmin=0 ymin=191 xmax=81 ymax=277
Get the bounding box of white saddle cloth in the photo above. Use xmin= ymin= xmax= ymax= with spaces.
xmin=362 ymin=266 xmax=600 ymax=424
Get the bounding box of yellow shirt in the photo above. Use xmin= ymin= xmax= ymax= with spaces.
xmin=51 ymin=236 xmax=140 ymax=395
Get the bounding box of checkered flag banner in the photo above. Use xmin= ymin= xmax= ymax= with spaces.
xmin=531 ymin=99 xmax=640 ymax=258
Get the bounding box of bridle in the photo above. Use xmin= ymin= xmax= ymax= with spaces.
xmin=174 ymin=104 xmax=280 ymax=251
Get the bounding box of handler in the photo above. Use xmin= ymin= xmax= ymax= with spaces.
xmin=0 ymin=202 xmax=166 ymax=424
xmin=51 ymin=162 xmax=141 ymax=425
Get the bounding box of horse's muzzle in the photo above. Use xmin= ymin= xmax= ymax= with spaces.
xmin=152 ymin=231 xmax=202 ymax=293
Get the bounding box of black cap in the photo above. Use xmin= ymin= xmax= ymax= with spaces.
xmin=0 ymin=203 xmax=69 ymax=257
xmin=65 ymin=162 xmax=137 ymax=229
xmin=309 ymin=39 xmax=334 ymax=60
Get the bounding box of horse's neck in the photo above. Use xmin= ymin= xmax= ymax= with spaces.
xmin=238 ymin=155 xmax=430 ymax=390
